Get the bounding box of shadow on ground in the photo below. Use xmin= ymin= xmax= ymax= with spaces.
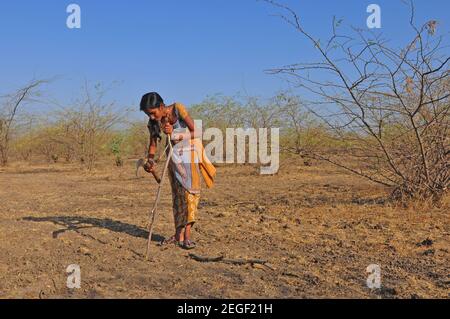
xmin=23 ymin=216 xmax=164 ymax=242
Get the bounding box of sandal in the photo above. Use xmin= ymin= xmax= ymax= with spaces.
xmin=182 ymin=240 xmax=197 ymax=250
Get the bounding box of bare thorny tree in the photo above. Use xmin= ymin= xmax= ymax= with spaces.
xmin=263 ymin=0 xmax=449 ymax=204
xmin=50 ymin=81 xmax=125 ymax=170
xmin=0 ymin=79 xmax=49 ymax=166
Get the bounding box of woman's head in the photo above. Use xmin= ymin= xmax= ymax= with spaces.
xmin=140 ymin=92 xmax=165 ymax=121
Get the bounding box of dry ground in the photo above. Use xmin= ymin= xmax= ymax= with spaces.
xmin=0 ymin=158 xmax=448 ymax=299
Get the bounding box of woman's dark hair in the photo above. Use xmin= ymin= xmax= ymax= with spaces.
xmin=140 ymin=92 xmax=164 ymax=141
xmin=140 ymin=92 xmax=164 ymax=111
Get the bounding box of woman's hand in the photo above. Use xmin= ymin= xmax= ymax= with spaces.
xmin=171 ymin=132 xmax=184 ymax=143
xmin=143 ymin=159 xmax=156 ymax=173
xmin=162 ymin=122 xmax=173 ymax=135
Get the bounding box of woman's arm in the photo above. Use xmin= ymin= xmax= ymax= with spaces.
xmin=144 ymin=136 xmax=158 ymax=173
xmin=162 ymin=104 xmax=199 ymax=141
xmin=181 ymin=114 xmax=197 ymax=139
xmin=148 ymin=137 xmax=158 ymax=159
xmin=165 ymin=115 xmax=198 ymax=142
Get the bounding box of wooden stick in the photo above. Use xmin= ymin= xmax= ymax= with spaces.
xmin=188 ymin=253 xmax=269 ymax=267
xmin=150 ymin=170 xmax=161 ymax=184
xmin=189 ymin=254 xmax=225 ymax=263
xmin=146 ymin=137 xmax=174 ymax=259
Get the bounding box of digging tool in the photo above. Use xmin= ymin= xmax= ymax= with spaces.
xmin=136 ymin=145 xmax=169 ymax=181
xmin=136 ymin=159 xmax=160 ymax=181
xmin=145 ymin=135 xmax=174 ymax=259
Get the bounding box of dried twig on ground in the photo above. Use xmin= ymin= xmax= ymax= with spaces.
xmin=188 ymin=253 xmax=273 ymax=270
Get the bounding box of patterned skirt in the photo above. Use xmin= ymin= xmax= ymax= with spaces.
xmin=168 ymin=164 xmax=201 ymax=229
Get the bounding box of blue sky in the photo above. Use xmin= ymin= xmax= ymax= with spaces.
xmin=0 ymin=0 xmax=448 ymax=117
